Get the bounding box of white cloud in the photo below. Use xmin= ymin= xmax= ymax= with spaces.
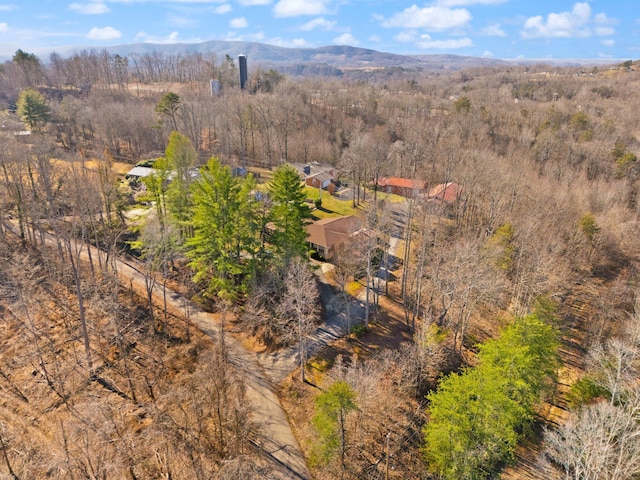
xmin=274 ymin=0 xmax=329 ymax=18
xmin=224 ymin=30 xmax=266 ymax=42
xmin=298 ymin=17 xmax=336 ymax=31
xmin=134 ymin=31 xmax=182 ymax=43
xmin=230 ymin=17 xmax=248 ymax=28
xmin=601 ymin=39 xmax=615 ymax=46
xmin=394 ymin=31 xmax=472 ymax=49
xmin=87 ymin=26 xmax=121 ymax=40
xmin=382 ymin=5 xmax=472 ymax=31
xmin=213 ymin=4 xmax=231 ymax=14
xmin=594 ymin=13 xmax=615 ymax=25
xmin=521 ymin=2 xmax=599 ymax=39
xmin=167 ymin=14 xmax=197 ymax=28
xmin=481 ymin=23 xmax=506 ymax=37
xmin=70 ymin=1 xmax=110 ymax=14
xmin=238 ymin=0 xmax=271 ymax=4
xmin=108 ymin=0 xmax=235 ymax=3
xmin=333 ymin=32 xmax=359 ymax=46
xmin=394 ymin=31 xmax=418 ymax=43
xmin=595 ymin=26 xmax=614 ymax=36
xmin=0 ymin=5 xmax=17 ymax=11
xmin=416 ymin=35 xmax=473 ymax=49
xmin=436 ymin=0 xmax=506 ymax=6
xmin=482 ymin=50 xmax=494 ymax=57
xmin=0 ymin=22 xmax=7 ymax=32
xmin=268 ymin=37 xmax=310 ymax=47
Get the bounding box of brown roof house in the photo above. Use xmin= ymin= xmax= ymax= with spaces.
xmin=377 ymin=177 xmax=427 ymax=198
xmin=305 ymin=171 xmax=338 ymax=195
xmin=307 ymin=215 xmax=362 ymax=260
xmin=289 ymin=162 xmax=339 ymax=194
xmin=425 ymin=182 xmax=463 ymax=217
xmin=427 ymin=182 xmax=462 ymax=204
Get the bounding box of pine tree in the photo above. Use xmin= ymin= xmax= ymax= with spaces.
xmin=186 ymin=157 xmax=259 ymax=301
xmin=268 ymin=165 xmax=312 ymax=263
xmin=16 ymin=88 xmax=51 ymax=132
xmin=312 ymin=381 xmax=357 ymax=470
xmin=424 ymin=314 xmax=559 ymax=479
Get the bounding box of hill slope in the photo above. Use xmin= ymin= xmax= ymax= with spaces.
xmin=43 ymin=40 xmax=508 ymax=72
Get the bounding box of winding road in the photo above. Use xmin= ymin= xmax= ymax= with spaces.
xmin=110 ymin=254 xmax=310 ymax=480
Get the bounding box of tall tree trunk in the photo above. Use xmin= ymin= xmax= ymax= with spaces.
xmin=67 ymin=240 xmax=94 ymax=377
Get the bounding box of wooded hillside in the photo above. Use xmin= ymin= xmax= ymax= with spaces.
xmin=0 ymin=49 xmax=639 ymax=479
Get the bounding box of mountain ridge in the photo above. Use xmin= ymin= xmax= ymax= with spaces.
xmin=32 ymin=40 xmax=509 ymax=71
xmin=5 ymin=40 xmax=621 ymax=71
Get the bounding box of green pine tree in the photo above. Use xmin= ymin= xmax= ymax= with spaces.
xmin=424 ymin=314 xmax=559 ymax=479
xmin=186 ymin=157 xmax=259 ymax=301
xmin=311 ymin=381 xmax=357 ymax=469
xmin=16 ymin=88 xmax=51 ymax=132
xmin=268 ymin=165 xmax=312 ymax=263
xmin=164 ymin=131 xmax=198 ymax=236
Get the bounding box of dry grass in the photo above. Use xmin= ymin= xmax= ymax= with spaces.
xmin=0 ymin=240 xmax=257 ymax=478
xmin=51 ymin=157 xmax=133 ymax=174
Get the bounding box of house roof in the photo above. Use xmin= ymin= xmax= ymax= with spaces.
xmin=306 ymin=171 xmax=335 ymax=184
xmin=377 ymin=177 xmax=427 ymax=190
xmin=427 ymin=182 xmax=462 ymax=204
xmin=288 ymin=162 xmax=337 ymax=179
xmin=126 ymin=166 xmax=201 ymax=180
xmin=306 ymin=215 xmax=361 ymax=250
xmin=126 ymin=166 xmax=155 ymax=178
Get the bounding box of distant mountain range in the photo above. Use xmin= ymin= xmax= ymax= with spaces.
xmin=10 ymin=40 xmax=621 ymax=73
xmin=102 ymin=41 xmax=513 ymax=71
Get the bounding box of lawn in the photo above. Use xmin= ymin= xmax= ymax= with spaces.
xmin=304 ymin=187 xmax=361 ymax=218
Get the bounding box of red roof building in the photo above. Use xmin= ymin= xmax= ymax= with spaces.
xmin=377 ymin=177 xmax=427 ymax=197
xmin=427 ymin=182 xmax=462 ymax=204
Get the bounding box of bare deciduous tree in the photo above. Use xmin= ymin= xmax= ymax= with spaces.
xmin=277 ymin=257 xmax=320 ymax=383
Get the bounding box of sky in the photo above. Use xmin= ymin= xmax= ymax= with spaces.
xmin=0 ymin=0 xmax=637 ymax=60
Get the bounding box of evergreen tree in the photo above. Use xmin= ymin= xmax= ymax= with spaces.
xmin=142 ymin=156 xmax=171 ymax=229
xmin=155 ymin=91 xmax=180 ymax=131
xmin=312 ymin=381 xmax=357 ymax=469
xmin=16 ymin=88 xmax=51 ymax=132
xmin=164 ymin=131 xmax=198 ymax=236
xmin=425 ymin=366 xmax=526 ymax=479
xmin=268 ymin=165 xmax=312 ymax=263
xmin=424 ymin=314 xmax=559 ymax=479
xmin=186 ymin=157 xmax=259 ymax=301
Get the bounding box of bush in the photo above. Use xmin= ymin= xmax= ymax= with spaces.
xmin=349 ymin=324 xmax=367 ymax=338
xmin=566 ymin=377 xmax=609 ymax=408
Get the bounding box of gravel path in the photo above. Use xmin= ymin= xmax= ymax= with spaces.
xmin=93 ymin=246 xmax=311 ymax=480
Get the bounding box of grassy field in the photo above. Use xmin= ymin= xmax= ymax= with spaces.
xmin=304 ymin=186 xmax=405 ymax=219
xmin=304 ymin=186 xmax=361 ymax=218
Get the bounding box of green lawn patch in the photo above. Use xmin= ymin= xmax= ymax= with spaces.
xmin=304 ymin=187 xmax=360 ymax=218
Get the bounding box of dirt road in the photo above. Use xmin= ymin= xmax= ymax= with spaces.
xmin=84 ymin=245 xmax=311 ymax=480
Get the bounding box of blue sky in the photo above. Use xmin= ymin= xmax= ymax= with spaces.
xmin=0 ymin=0 xmax=637 ymax=60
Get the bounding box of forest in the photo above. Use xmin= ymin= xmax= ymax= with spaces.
xmin=0 ymin=47 xmax=639 ymax=479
